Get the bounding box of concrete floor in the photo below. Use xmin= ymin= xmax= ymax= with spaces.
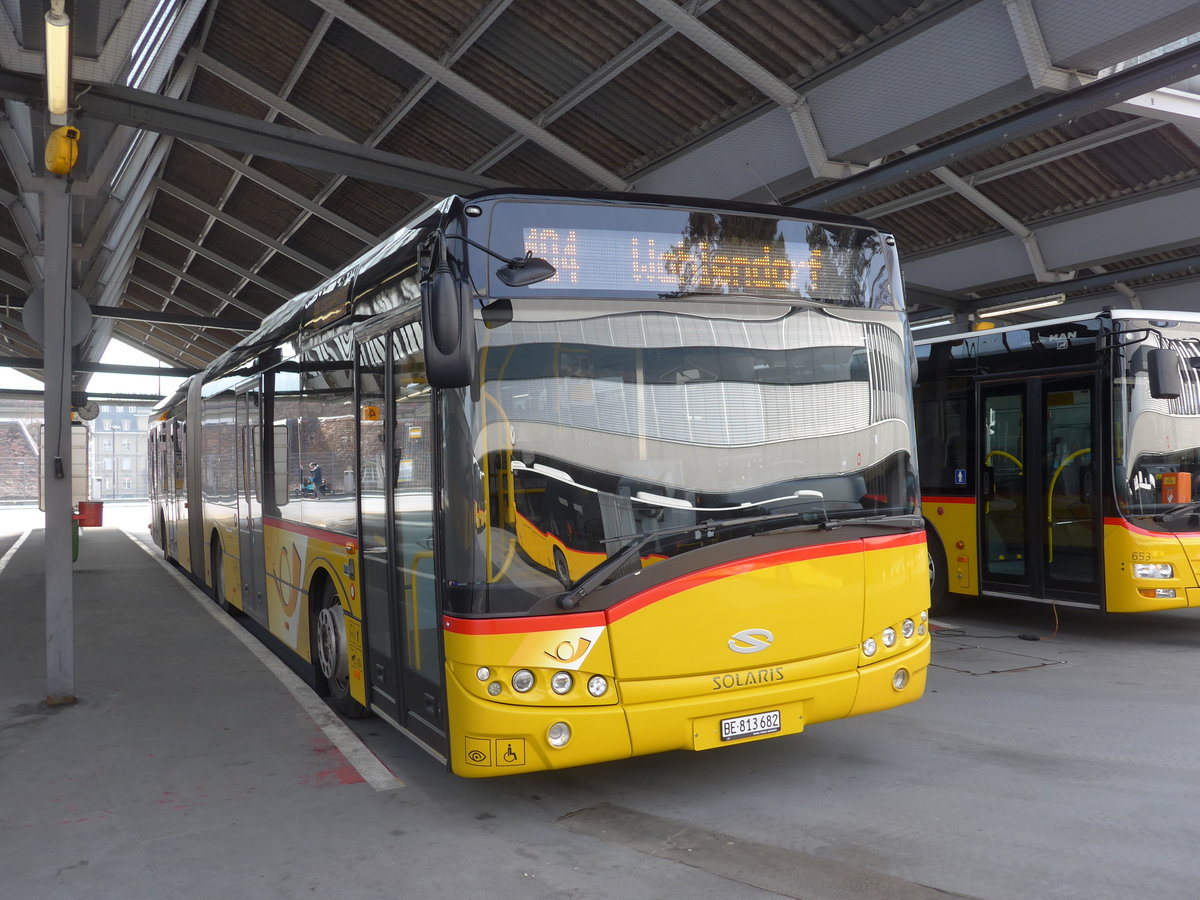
xmin=3 ymin=504 xmax=1200 ymax=899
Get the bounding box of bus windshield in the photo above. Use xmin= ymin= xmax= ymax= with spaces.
xmin=447 ymin=298 xmax=916 ymax=616
xmin=1116 ymin=318 xmax=1200 ymax=528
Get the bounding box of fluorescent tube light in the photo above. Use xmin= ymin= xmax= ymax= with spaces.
xmin=45 ymin=10 xmax=70 ymax=117
xmin=978 ymin=294 xmax=1066 ymax=317
xmin=910 ymin=314 xmax=956 ymax=331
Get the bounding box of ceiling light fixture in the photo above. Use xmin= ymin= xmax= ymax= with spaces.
xmin=978 ymin=293 xmax=1066 ymax=317
xmin=910 ymin=314 xmax=957 ymax=331
xmin=44 ymin=5 xmax=71 ymax=120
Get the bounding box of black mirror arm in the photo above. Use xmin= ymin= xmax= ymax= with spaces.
xmin=445 ymin=234 xmax=531 ymax=270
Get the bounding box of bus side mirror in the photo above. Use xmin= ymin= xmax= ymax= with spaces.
xmin=421 ymin=233 xmax=476 ymax=389
xmin=1148 ymin=348 xmax=1182 ymax=400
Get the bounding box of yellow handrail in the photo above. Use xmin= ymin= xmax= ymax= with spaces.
xmin=1046 ymin=448 xmax=1092 ymax=563
xmin=984 ymin=449 xmax=1024 ymax=471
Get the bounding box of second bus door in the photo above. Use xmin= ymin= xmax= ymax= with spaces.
xmin=978 ymin=374 xmax=1101 ymax=604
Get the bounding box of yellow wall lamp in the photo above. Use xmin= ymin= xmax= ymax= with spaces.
xmin=45 ymin=3 xmax=71 ymax=120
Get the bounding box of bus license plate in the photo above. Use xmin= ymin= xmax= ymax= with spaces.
xmin=720 ymin=710 xmax=781 ymax=742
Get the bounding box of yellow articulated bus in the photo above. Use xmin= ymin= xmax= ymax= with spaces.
xmin=916 ymin=309 xmax=1200 ymax=615
xmin=148 ymin=189 xmax=929 ymax=777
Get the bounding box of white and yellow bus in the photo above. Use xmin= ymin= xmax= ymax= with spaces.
xmin=149 ymin=189 xmax=930 ymax=777
xmin=917 ymin=310 xmax=1200 ymax=615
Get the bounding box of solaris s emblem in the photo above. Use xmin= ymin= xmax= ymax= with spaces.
xmin=728 ymin=628 xmax=774 ymax=654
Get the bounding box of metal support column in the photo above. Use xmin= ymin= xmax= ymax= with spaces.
xmin=42 ymin=173 xmax=75 ymax=706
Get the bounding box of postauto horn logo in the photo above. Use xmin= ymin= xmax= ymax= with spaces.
xmin=728 ymin=628 xmax=774 ymax=654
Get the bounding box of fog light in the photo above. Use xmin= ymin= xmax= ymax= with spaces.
xmin=918 ymin=624 xmax=927 ymax=636
xmin=551 ymin=671 xmax=573 ymax=695
xmin=512 ymin=669 xmax=534 ymax=693
xmin=476 ymin=666 xmax=491 ymax=681
xmin=892 ymin=667 xmax=910 ymax=690
xmin=1156 ymin=588 xmax=1177 ymax=599
xmin=587 ymin=674 xmax=608 ymax=697
xmin=1133 ymin=563 xmax=1173 ymax=579
xmin=547 ymin=721 xmax=571 ymax=748
xmin=901 ymin=618 xmax=915 ymax=638
xmin=487 ymin=681 xmax=502 ymax=697
xmin=862 ymin=637 xmax=877 ymax=657
xmin=882 ymin=627 xmax=897 ymax=648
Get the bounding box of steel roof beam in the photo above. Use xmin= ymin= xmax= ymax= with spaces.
xmin=799 ymin=41 xmax=1200 ymax=209
xmin=858 ymin=119 xmax=1165 ymax=220
xmin=0 ymin=356 xmax=200 ymax=377
xmin=25 ymin=69 xmax=509 ymax=197
xmin=314 ymin=0 xmax=629 ymax=190
xmin=154 ymin=182 xmax=332 ymax=278
xmin=183 ymin=141 xmax=380 ymax=245
xmin=133 ymin=253 xmax=266 ymax=319
xmin=254 ymin=0 xmax=518 ymax=290
xmin=143 ymin=222 xmax=293 ymax=298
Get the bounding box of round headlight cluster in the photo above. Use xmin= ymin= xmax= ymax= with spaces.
xmin=512 ymin=669 xmax=535 ymax=693
xmin=587 ymin=674 xmax=609 ymax=697
xmin=901 ymin=618 xmax=915 ymax=638
xmin=862 ymin=637 xmax=877 ymax=657
xmin=550 ymin=671 xmax=574 ymax=695
xmin=882 ymin=627 xmax=897 ymax=648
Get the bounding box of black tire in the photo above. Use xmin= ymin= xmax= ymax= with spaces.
xmin=159 ymin=511 xmax=169 ymax=559
xmin=553 ymin=547 xmax=571 ymax=586
xmin=312 ymin=579 xmax=370 ymax=719
xmin=211 ymin=537 xmax=237 ymax=614
xmin=925 ymin=524 xmax=957 ymax=617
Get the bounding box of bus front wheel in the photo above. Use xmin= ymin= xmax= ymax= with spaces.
xmin=313 ymin=580 xmax=370 ymax=719
xmin=926 ymin=524 xmax=956 ymax=617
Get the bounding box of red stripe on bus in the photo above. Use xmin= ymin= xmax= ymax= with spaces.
xmin=923 ymin=496 xmax=975 ymax=504
xmin=443 ymin=531 xmax=924 ymax=635
xmin=1104 ymin=517 xmax=1200 ymax=537
xmin=444 ymin=611 xmax=608 ymax=635
xmin=263 ymin=516 xmax=358 ymax=551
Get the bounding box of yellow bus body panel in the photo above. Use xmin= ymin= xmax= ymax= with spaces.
xmin=923 ymin=496 xmax=979 ymax=596
xmin=1103 ymin=519 xmax=1199 ymax=612
xmin=443 ymin=534 xmax=931 ymax=777
xmin=262 ymin=518 xmax=367 ymax=706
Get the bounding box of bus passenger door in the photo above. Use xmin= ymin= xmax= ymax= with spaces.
xmin=978 ymin=376 xmax=1100 ymax=603
xmin=357 ymin=327 xmax=445 ymax=753
xmin=236 ymin=383 xmax=267 ymax=621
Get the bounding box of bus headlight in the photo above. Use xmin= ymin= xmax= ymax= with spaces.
xmin=547 ymin=721 xmax=571 ymax=748
xmin=512 ymin=669 xmax=535 ymax=693
xmin=862 ymin=637 xmax=877 ymax=657
xmin=550 ymin=671 xmax=573 ymax=695
xmin=587 ymin=675 xmax=609 ymax=697
xmin=901 ymin=618 xmax=915 ymax=638
xmin=882 ymin=627 xmax=897 ymax=648
xmin=1133 ymin=563 xmax=1173 ymax=579
xmin=476 ymin=666 xmax=491 ymax=681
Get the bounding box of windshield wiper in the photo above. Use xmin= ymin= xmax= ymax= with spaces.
xmin=1154 ymin=500 xmax=1200 ymax=525
xmin=556 ymin=510 xmax=824 ymax=609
